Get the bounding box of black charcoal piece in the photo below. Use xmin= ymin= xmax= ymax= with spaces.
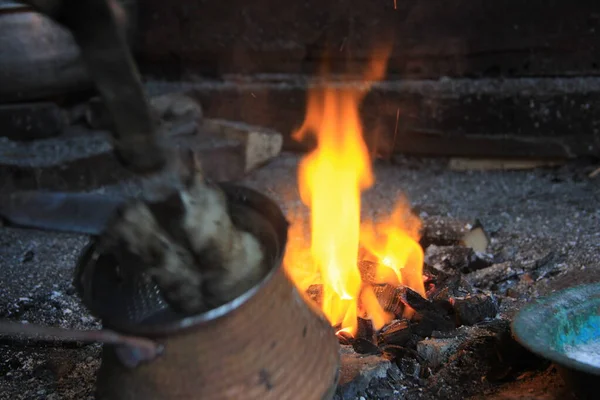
xmin=464 ymin=262 xmax=518 ymax=289
xmin=352 ymin=338 xmax=382 ymax=355
xmin=356 ymin=317 xmax=375 ymax=342
xmin=398 ymin=357 xmax=422 ymax=380
xmin=451 ymin=294 xmax=499 ymax=326
xmin=425 ymin=245 xmax=474 ymax=272
xmin=399 ymin=287 xmax=457 ymax=333
xmin=378 ymin=319 xmax=412 ymax=347
xmin=337 ymin=330 xmax=353 ymax=346
xmin=425 ymin=265 xmax=475 ymax=301
xmin=365 ymin=379 xmax=397 ymax=399
xmin=371 ymin=284 xmax=405 ymax=317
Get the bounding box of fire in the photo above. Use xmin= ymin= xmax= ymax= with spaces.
xmin=293 ymin=84 xmax=372 ymax=333
xmin=360 ymin=201 xmax=426 ymax=321
xmin=360 ymin=199 xmax=425 ymax=297
xmin=285 ymin=48 xmax=425 ymax=336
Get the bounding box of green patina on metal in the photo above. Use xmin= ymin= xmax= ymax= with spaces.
xmin=554 ymin=310 xmax=600 ymax=351
xmin=513 ymin=282 xmax=600 ymax=374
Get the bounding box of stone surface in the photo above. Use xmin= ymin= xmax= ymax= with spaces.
xmin=452 ymin=294 xmax=500 ymax=326
xmin=0 ymin=102 xmax=66 ymax=141
xmin=0 ymin=117 xmax=282 ymax=191
xmin=202 ymin=119 xmax=283 ymax=173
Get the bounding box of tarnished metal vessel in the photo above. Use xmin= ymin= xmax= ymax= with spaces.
xmin=0 ymin=0 xmax=137 ymax=102
xmin=75 ymin=183 xmax=340 ymax=400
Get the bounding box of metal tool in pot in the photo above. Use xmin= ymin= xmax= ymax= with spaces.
xmin=20 ymin=0 xmax=167 ymax=175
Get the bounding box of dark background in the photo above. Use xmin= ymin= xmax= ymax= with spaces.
xmin=130 ymin=0 xmax=600 ymax=159
xmin=134 ymin=0 xmax=600 ymax=79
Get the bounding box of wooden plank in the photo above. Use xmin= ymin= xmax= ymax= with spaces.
xmin=174 ymin=76 xmax=600 ymax=158
xmin=135 ymin=0 xmax=600 ymax=78
xmin=448 ymin=158 xmax=565 ymax=171
xmin=386 ymin=132 xmax=582 ymax=159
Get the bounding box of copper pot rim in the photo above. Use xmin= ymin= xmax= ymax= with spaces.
xmin=77 ymin=183 xmax=291 ymax=338
xmin=151 ymin=251 xmax=286 ymax=337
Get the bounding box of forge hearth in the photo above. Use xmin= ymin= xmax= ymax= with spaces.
xmin=305 ymin=254 xmax=506 ymax=399
xmin=295 ymin=213 xmax=558 ymax=400
xmin=1 ymin=153 xmax=597 ymax=399
xmin=2 ymin=0 xmax=600 ymax=398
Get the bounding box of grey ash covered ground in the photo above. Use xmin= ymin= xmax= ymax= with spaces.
xmin=244 ymin=154 xmax=600 ymax=303
xmin=0 ymin=153 xmax=598 ymax=399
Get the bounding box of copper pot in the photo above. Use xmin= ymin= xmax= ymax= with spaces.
xmin=0 ymin=0 xmax=137 ymax=103
xmin=75 ymin=183 xmax=340 ymax=400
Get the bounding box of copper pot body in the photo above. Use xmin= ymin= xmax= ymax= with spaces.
xmin=95 ymin=268 xmax=340 ymax=400
xmin=79 ymin=184 xmax=340 ymax=400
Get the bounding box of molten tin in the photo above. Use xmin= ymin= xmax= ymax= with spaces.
xmin=76 ymin=183 xmax=340 ymax=400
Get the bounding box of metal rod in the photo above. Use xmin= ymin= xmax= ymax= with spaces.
xmin=20 ymin=0 xmax=167 ymax=175
xmin=0 ymin=320 xmax=163 ymax=367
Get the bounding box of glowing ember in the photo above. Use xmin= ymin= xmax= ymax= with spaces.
xmin=285 ymin=49 xmax=425 ymax=336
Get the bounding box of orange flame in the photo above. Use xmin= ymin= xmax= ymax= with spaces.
xmin=360 ymin=199 xmax=426 ymax=300
xmin=293 ymin=86 xmax=372 ymax=334
xmin=285 ymin=46 xmax=425 ymax=336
